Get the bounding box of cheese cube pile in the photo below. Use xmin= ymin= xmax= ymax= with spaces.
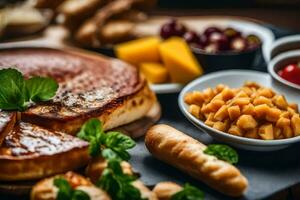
xmin=115 ymin=36 xmax=203 ymax=84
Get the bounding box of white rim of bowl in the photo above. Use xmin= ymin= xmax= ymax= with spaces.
xmin=268 ymin=35 xmax=300 ymax=60
xmin=268 ymin=50 xmax=300 ymax=90
xmin=150 ymin=83 xmax=184 ymax=94
xmin=179 ymin=69 xmax=300 ymax=146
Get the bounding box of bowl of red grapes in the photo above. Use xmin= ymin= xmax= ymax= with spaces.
xmin=160 ymin=19 xmax=262 ymax=72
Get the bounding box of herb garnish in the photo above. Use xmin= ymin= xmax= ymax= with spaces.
xmin=171 ymin=184 xmax=204 ymax=200
xmin=97 ymin=158 xmax=146 ymax=200
xmin=0 ymin=68 xmax=58 ymax=111
xmin=77 ymin=118 xmax=135 ymax=159
xmin=54 ymin=177 xmax=90 ymax=200
xmin=204 ymin=144 xmax=238 ymax=164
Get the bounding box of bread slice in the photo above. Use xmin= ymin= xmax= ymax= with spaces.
xmin=0 ymin=47 xmax=156 ymax=135
xmin=0 ymin=112 xmax=16 ymax=145
xmin=0 ymin=122 xmax=89 ymax=181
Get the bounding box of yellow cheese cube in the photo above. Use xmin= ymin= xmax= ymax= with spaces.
xmin=140 ymin=62 xmax=169 ymax=84
xmin=115 ymin=37 xmax=161 ymax=65
xmin=159 ymin=37 xmax=203 ymax=84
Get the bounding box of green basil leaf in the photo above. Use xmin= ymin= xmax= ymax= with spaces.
xmin=97 ymin=159 xmax=143 ymax=200
xmin=54 ymin=178 xmax=73 ymax=200
xmin=102 ymin=148 xmax=119 ymax=160
xmin=25 ymin=76 xmax=58 ymax=102
xmin=0 ymin=68 xmax=26 ymax=110
xmin=204 ymin=144 xmax=238 ymax=164
xmin=89 ymin=138 xmax=101 ymax=157
xmin=72 ymin=190 xmax=90 ymax=200
xmin=77 ymin=118 xmax=103 ymax=141
xmin=105 ymin=132 xmax=136 ymax=149
xmin=171 ymin=184 xmax=204 ymax=200
xmin=104 ymin=131 xmax=135 ymax=160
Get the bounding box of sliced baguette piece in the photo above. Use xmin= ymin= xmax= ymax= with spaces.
xmin=31 ymin=171 xmax=111 ymax=200
xmin=145 ymin=124 xmax=248 ymax=197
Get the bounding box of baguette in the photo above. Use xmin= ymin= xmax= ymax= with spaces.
xmin=145 ymin=124 xmax=248 ymax=197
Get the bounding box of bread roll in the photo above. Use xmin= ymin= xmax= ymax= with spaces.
xmin=85 ymin=157 xmax=158 ymax=200
xmin=152 ymin=182 xmax=182 ymax=200
xmin=31 ymin=172 xmax=111 ymax=200
xmin=145 ymin=124 xmax=248 ymax=197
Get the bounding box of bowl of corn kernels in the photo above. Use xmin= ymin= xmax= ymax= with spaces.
xmin=179 ymin=70 xmax=300 ymax=151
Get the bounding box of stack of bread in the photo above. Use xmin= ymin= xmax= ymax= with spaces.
xmin=34 ymin=0 xmax=156 ymax=47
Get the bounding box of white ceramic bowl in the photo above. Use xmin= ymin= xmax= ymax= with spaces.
xmin=268 ymin=50 xmax=300 ymax=91
xmin=179 ymin=70 xmax=300 ymax=151
xmin=268 ymin=35 xmax=300 ymax=60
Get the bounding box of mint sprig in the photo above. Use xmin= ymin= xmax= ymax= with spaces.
xmin=171 ymin=184 xmax=204 ymax=200
xmin=54 ymin=178 xmax=90 ymax=200
xmin=77 ymin=118 xmax=135 ymax=160
xmin=0 ymin=68 xmax=58 ymax=111
xmin=204 ymin=144 xmax=238 ymax=164
xmin=97 ymin=158 xmax=145 ymax=200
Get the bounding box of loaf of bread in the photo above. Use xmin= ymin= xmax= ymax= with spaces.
xmin=145 ymin=124 xmax=248 ymax=197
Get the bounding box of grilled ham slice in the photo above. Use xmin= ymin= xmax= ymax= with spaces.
xmin=0 ymin=47 xmax=156 ymax=135
xmin=0 ymin=112 xmax=16 ymax=145
xmin=31 ymin=171 xmax=111 ymax=200
xmin=0 ymin=122 xmax=89 ymax=181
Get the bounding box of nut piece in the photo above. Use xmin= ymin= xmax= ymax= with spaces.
xmin=291 ymin=114 xmax=300 ymax=136
xmin=237 ymin=115 xmax=257 ymax=130
xmin=228 ymin=105 xmax=240 ymax=120
xmin=254 ymin=104 xmax=269 ymax=119
xmin=273 ymin=95 xmax=288 ymax=110
xmin=266 ymin=108 xmax=281 ymax=122
xmin=214 ymin=105 xmax=228 ymax=121
xmin=189 ymin=105 xmax=201 ymax=119
xmin=228 ymin=125 xmax=243 ymax=136
xmin=258 ymin=124 xmax=274 ymax=140
xmin=276 ymin=117 xmax=290 ymax=128
xmin=245 ymin=128 xmax=259 ymax=139
xmin=213 ymin=121 xmax=227 ymax=132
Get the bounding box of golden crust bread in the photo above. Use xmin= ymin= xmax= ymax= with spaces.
xmin=31 ymin=171 xmax=111 ymax=200
xmin=0 ymin=122 xmax=89 ymax=181
xmin=145 ymin=124 xmax=248 ymax=197
xmin=0 ymin=47 xmax=156 ymax=135
xmin=85 ymin=157 xmax=158 ymax=200
xmin=0 ymin=112 xmax=16 ymax=145
xmin=152 ymin=182 xmax=182 ymax=200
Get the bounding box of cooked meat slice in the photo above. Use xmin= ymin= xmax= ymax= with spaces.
xmin=0 ymin=122 xmax=89 ymax=181
xmin=0 ymin=112 xmax=16 ymax=145
xmin=31 ymin=171 xmax=111 ymax=200
xmin=0 ymin=48 xmax=156 ymax=135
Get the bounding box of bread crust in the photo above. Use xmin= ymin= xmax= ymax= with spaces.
xmin=85 ymin=157 xmax=158 ymax=200
xmin=31 ymin=172 xmax=111 ymax=200
xmin=152 ymin=182 xmax=182 ymax=200
xmin=145 ymin=124 xmax=248 ymax=197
